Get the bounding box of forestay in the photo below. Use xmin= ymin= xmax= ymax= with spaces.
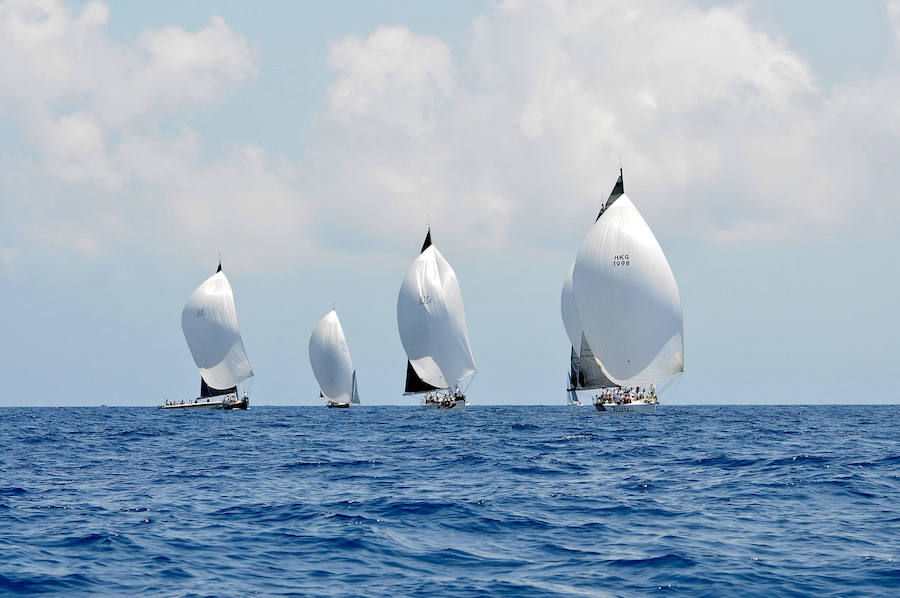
xmin=181 ymin=271 xmax=254 ymax=391
xmin=397 ymin=239 xmax=476 ymax=391
xmin=309 ymin=310 xmax=354 ymax=403
xmin=573 ymin=194 xmax=683 ymax=387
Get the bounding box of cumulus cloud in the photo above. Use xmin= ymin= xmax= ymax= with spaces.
xmin=0 ymin=0 xmax=308 ymax=264
xmin=312 ymin=0 xmax=900 ymax=249
xmin=889 ymin=0 xmax=900 ymax=47
xmin=0 ymin=1 xmax=254 ymax=123
xmin=328 ymin=26 xmax=455 ymax=138
xmin=3 ymin=0 xmax=900 ymax=268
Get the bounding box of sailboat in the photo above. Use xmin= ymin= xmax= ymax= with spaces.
xmin=397 ymin=228 xmax=477 ymax=409
xmin=160 ymin=262 xmax=253 ymax=410
xmin=309 ymin=309 xmax=360 ymax=408
xmin=571 ymin=169 xmax=684 ymax=413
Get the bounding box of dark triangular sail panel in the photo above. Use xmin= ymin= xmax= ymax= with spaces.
xmin=404 ymin=361 xmax=441 ymax=394
xmin=577 ymin=333 xmax=618 ymax=389
xmin=596 ymin=168 xmax=625 ymax=221
xmin=420 ymin=229 xmax=432 ymax=253
xmin=200 ymin=377 xmax=237 ymax=398
xmin=216 ymin=261 xmax=222 ymax=273
xmin=567 ymin=346 xmax=580 ymax=391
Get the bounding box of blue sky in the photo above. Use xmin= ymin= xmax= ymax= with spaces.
xmin=1 ymin=0 xmax=898 ymax=405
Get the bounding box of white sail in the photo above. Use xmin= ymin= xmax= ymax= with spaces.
xmin=181 ymin=270 xmax=253 ymax=391
xmin=350 ymin=370 xmax=360 ymax=405
xmin=560 ymin=260 xmax=583 ymax=351
xmin=309 ymin=310 xmax=355 ymax=404
xmin=562 ymin=261 xmax=617 ymax=390
xmin=573 ymin=193 xmax=683 ymax=387
xmin=397 ymin=236 xmax=476 ymax=390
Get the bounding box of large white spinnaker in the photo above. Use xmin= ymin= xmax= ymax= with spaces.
xmin=309 ymin=310 xmax=355 ymax=404
xmin=397 ymin=230 xmax=477 ymax=392
xmin=181 ymin=267 xmax=254 ymax=392
xmin=573 ymin=193 xmax=683 ymax=388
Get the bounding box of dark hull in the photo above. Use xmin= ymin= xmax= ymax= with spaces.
xmin=223 ymin=396 xmax=250 ymax=410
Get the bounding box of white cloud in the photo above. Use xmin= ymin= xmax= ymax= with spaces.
xmin=328 ymin=26 xmax=455 ymax=138
xmin=313 ymin=0 xmax=900 ymax=248
xmin=3 ymin=0 xmax=900 ymax=268
xmin=0 ymin=0 xmax=309 ymax=264
xmin=0 ymin=1 xmax=254 ymax=124
xmin=36 ymin=110 xmax=124 ymax=189
xmin=889 ymin=0 xmax=900 ymax=47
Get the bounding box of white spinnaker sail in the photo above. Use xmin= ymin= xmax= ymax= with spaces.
xmin=397 ymin=245 xmax=476 ymax=390
xmin=573 ymin=194 xmax=683 ymax=387
xmin=560 ymin=260 xmax=583 ymax=350
xmin=181 ymin=271 xmax=253 ymax=390
xmin=308 ymin=310 xmax=354 ymax=403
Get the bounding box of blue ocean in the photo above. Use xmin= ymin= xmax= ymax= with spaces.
xmin=0 ymin=405 xmax=897 ymax=597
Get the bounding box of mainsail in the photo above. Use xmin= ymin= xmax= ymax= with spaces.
xmin=561 ymin=260 xmax=616 ymax=391
xmin=397 ymin=229 xmax=477 ymax=394
xmin=309 ymin=310 xmax=355 ymax=404
xmin=573 ymin=171 xmax=684 ymax=387
xmin=181 ymin=264 xmax=254 ymax=394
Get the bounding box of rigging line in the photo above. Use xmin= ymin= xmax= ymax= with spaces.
xmin=461 ymin=372 xmax=477 ymax=394
xmin=659 ymin=372 xmax=683 ymax=399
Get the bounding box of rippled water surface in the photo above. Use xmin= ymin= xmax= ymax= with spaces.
xmin=0 ymin=405 xmax=898 ymax=596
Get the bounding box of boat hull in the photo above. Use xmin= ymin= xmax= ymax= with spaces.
xmin=594 ymin=401 xmax=656 ymax=414
xmin=159 ymin=395 xmax=249 ymax=410
xmin=422 ymin=396 xmax=468 ymax=410
xmin=160 ymin=400 xmax=224 ymax=410
xmin=326 ymin=401 xmax=350 ymax=409
xmin=223 ymin=396 xmax=249 ymax=410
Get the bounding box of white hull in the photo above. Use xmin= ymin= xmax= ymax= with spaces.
xmin=594 ymin=400 xmax=656 ymax=414
xmin=159 ymin=395 xmax=249 ymax=410
xmin=160 ymin=399 xmax=224 ymax=410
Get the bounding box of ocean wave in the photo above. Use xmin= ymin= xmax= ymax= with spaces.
xmin=0 ymin=405 xmax=897 ymax=597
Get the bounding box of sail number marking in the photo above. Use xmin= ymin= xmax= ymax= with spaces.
xmin=195 ymin=308 xmax=206 ymax=318
xmin=612 ymin=254 xmax=630 ymax=267
xmin=418 ymin=295 xmax=433 ymax=305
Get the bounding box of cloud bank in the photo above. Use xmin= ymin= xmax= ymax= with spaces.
xmin=314 ymin=0 xmax=899 ymax=248
xmin=2 ymin=0 xmax=899 ymax=269
xmin=0 ymin=0 xmax=305 ymax=265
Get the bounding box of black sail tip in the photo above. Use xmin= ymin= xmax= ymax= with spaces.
xmin=216 ymin=261 xmax=222 ymax=273
xmin=596 ymin=168 xmax=625 ymax=221
xmin=420 ymin=228 xmax=432 ymax=253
